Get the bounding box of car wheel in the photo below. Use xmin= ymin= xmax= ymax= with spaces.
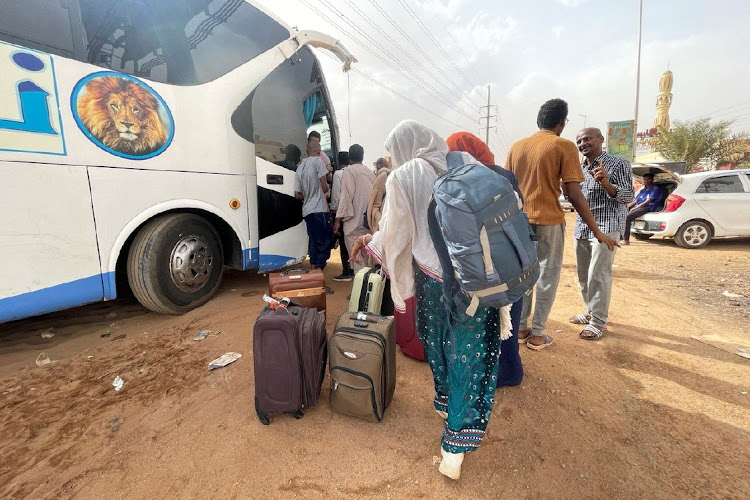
xmin=632 ymin=233 xmax=652 ymax=240
xmin=674 ymin=220 xmax=711 ymax=249
xmin=127 ymin=213 xmax=224 ymax=314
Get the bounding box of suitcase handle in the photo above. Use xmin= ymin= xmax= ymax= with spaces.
xmin=349 ymin=312 xmax=386 ymax=323
xmin=281 ymin=268 xmax=310 ymax=276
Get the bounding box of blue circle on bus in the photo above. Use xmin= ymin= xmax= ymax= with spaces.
xmin=70 ymin=72 xmax=174 ymax=160
xmin=12 ymin=52 xmax=45 ymax=72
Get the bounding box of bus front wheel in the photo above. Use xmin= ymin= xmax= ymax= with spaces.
xmin=127 ymin=214 xmax=224 ymax=314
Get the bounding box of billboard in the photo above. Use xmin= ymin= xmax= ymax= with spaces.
xmin=607 ymin=120 xmax=635 ymax=162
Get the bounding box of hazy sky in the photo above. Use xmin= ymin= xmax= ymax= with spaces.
xmin=256 ymin=0 xmax=750 ymax=163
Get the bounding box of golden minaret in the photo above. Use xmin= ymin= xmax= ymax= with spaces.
xmin=654 ymin=69 xmax=673 ymax=130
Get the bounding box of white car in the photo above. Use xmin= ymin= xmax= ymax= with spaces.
xmin=631 ymin=167 xmax=750 ymax=248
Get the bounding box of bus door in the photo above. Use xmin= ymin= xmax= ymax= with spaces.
xmin=236 ymin=47 xmax=338 ymax=272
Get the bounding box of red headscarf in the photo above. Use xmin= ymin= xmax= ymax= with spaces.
xmin=445 ymin=132 xmax=495 ymax=166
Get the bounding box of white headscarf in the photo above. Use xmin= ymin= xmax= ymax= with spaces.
xmin=385 ymin=120 xmax=448 ymax=173
xmin=369 ymin=120 xmax=512 ymax=340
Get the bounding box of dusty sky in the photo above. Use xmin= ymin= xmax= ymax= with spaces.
xmin=256 ymin=0 xmax=750 ymax=163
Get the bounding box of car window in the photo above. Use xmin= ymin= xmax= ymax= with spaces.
xmin=78 ymin=0 xmax=289 ymax=85
xmin=694 ymin=175 xmax=746 ymax=194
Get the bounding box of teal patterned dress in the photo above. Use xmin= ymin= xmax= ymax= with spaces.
xmin=415 ymin=267 xmax=502 ymax=454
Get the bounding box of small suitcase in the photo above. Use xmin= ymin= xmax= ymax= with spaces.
xmin=395 ymin=295 xmax=426 ymax=361
xmin=268 ymin=268 xmax=326 ymax=314
xmin=349 ymin=267 xmax=385 ymax=314
xmin=253 ymin=302 xmax=327 ymax=425
xmin=329 ymin=312 xmax=396 ymax=422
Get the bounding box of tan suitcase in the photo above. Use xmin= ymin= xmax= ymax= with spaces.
xmin=329 ymin=312 xmax=396 ymax=422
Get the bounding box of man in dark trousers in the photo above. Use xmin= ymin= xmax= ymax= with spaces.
xmin=294 ymin=140 xmax=332 ymax=270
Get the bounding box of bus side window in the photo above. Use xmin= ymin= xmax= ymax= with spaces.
xmin=76 ymin=0 xmax=288 ymax=85
xmin=0 ymin=0 xmax=76 ymax=58
xmin=236 ymin=47 xmax=334 ymax=170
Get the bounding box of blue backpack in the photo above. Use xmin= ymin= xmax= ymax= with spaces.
xmin=431 ymin=152 xmax=540 ymax=316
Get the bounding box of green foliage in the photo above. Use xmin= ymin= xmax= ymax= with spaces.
xmin=654 ymin=119 xmax=748 ymax=172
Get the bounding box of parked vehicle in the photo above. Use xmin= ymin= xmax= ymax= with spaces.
xmin=631 ymin=166 xmax=750 ymax=248
xmin=0 ymin=0 xmax=355 ymax=322
xmin=559 ymin=193 xmax=574 ymax=212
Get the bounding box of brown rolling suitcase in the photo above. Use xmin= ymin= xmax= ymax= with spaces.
xmin=268 ymin=268 xmax=326 ymax=314
xmin=329 ymin=312 xmax=396 ymax=422
xmin=253 ymin=302 xmax=327 ymax=425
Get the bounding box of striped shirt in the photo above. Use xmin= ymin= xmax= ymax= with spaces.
xmin=574 ymin=152 xmax=635 ymax=239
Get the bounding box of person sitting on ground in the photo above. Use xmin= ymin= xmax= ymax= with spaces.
xmin=331 ymin=151 xmax=354 ymax=281
xmin=351 ymin=120 xmax=512 ymax=481
xmin=445 ymin=131 xmax=524 ymax=388
xmin=623 ymin=173 xmax=662 ymax=245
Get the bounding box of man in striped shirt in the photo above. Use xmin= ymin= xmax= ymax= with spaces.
xmin=572 ymin=128 xmax=634 ymax=340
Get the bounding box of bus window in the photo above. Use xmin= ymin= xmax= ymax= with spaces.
xmin=77 ymin=0 xmax=289 ymax=85
xmin=237 ymin=47 xmax=336 ymax=168
xmin=0 ymin=0 xmax=76 ymax=58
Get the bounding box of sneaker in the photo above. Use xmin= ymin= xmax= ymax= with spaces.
xmin=333 ymin=273 xmax=353 ymax=282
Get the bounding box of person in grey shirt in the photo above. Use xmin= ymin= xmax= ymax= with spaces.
xmin=295 ymin=141 xmax=332 ymax=270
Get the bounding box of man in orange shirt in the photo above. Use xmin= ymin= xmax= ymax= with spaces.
xmin=506 ymin=99 xmax=618 ymax=351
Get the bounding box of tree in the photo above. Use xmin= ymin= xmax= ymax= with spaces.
xmin=654 ymin=119 xmax=749 ymax=172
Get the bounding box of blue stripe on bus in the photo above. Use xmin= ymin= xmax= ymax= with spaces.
xmin=242 ymin=247 xmax=259 ymax=270
xmin=0 ymin=272 xmax=112 ymax=323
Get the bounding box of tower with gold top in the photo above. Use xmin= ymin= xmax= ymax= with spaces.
xmin=654 ymin=69 xmax=673 ymax=130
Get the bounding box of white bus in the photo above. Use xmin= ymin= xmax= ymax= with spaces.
xmin=0 ymin=0 xmax=355 ymax=322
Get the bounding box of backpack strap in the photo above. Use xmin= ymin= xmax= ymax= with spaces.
xmin=445 ymin=151 xmax=465 ymax=170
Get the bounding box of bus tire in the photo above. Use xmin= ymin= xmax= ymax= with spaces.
xmin=127 ymin=213 xmax=224 ymax=314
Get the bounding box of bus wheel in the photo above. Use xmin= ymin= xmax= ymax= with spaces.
xmin=127 ymin=214 xmax=224 ymax=314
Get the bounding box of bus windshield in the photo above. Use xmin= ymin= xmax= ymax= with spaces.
xmin=79 ymin=0 xmax=290 ymax=85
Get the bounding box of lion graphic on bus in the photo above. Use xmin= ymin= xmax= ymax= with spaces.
xmin=75 ymin=75 xmax=170 ymax=157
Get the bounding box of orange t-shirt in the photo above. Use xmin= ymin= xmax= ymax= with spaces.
xmin=505 ymin=130 xmax=583 ymax=225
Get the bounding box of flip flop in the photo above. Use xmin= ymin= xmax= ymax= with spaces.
xmin=569 ymin=314 xmax=591 ymax=325
xmin=580 ymin=324 xmax=606 ymax=341
xmin=526 ymin=334 xmax=553 ymax=351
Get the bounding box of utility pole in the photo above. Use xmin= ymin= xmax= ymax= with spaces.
xmin=634 ymin=0 xmax=643 ymax=133
xmin=479 ymin=84 xmax=497 ymax=146
xmin=579 ymin=113 xmax=588 ymax=128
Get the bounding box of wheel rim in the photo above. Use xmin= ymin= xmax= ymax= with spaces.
xmin=170 ymin=234 xmax=214 ymax=292
xmin=683 ymin=224 xmax=708 ymax=247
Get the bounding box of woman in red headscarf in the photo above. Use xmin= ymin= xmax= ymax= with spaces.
xmin=445 ymin=131 xmax=524 ymax=388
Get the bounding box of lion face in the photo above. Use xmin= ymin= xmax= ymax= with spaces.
xmin=77 ymin=76 xmax=169 ymax=156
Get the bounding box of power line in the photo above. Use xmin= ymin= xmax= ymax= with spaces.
xmin=396 ymin=0 xmax=482 ymax=104
xmin=367 ymin=0 xmax=482 ymax=110
xmin=300 ymin=1 xmax=474 ymax=124
xmin=320 ymin=51 xmax=471 ymax=131
xmin=425 ymin=0 xmax=484 ymax=87
xmin=334 ymin=0 xmax=478 ymax=121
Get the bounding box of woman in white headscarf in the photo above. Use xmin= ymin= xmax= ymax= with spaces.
xmin=351 ymin=120 xmax=511 ymax=480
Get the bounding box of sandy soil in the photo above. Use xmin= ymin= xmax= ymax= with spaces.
xmin=1 ymin=214 xmax=748 ymax=499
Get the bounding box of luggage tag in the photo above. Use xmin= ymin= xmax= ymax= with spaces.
xmin=263 ymin=295 xmax=291 ymax=310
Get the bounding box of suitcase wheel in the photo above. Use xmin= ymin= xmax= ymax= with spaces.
xmin=289 ymin=410 xmax=304 ymax=420
xmin=255 ymin=397 xmax=271 ymax=425
xmin=257 ymin=412 xmax=271 ymax=425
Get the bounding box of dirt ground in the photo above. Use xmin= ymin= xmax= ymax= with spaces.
xmin=1 ymin=213 xmax=749 ymax=499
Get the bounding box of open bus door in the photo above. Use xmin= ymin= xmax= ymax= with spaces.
xmin=253 ymin=34 xmax=353 ymax=272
